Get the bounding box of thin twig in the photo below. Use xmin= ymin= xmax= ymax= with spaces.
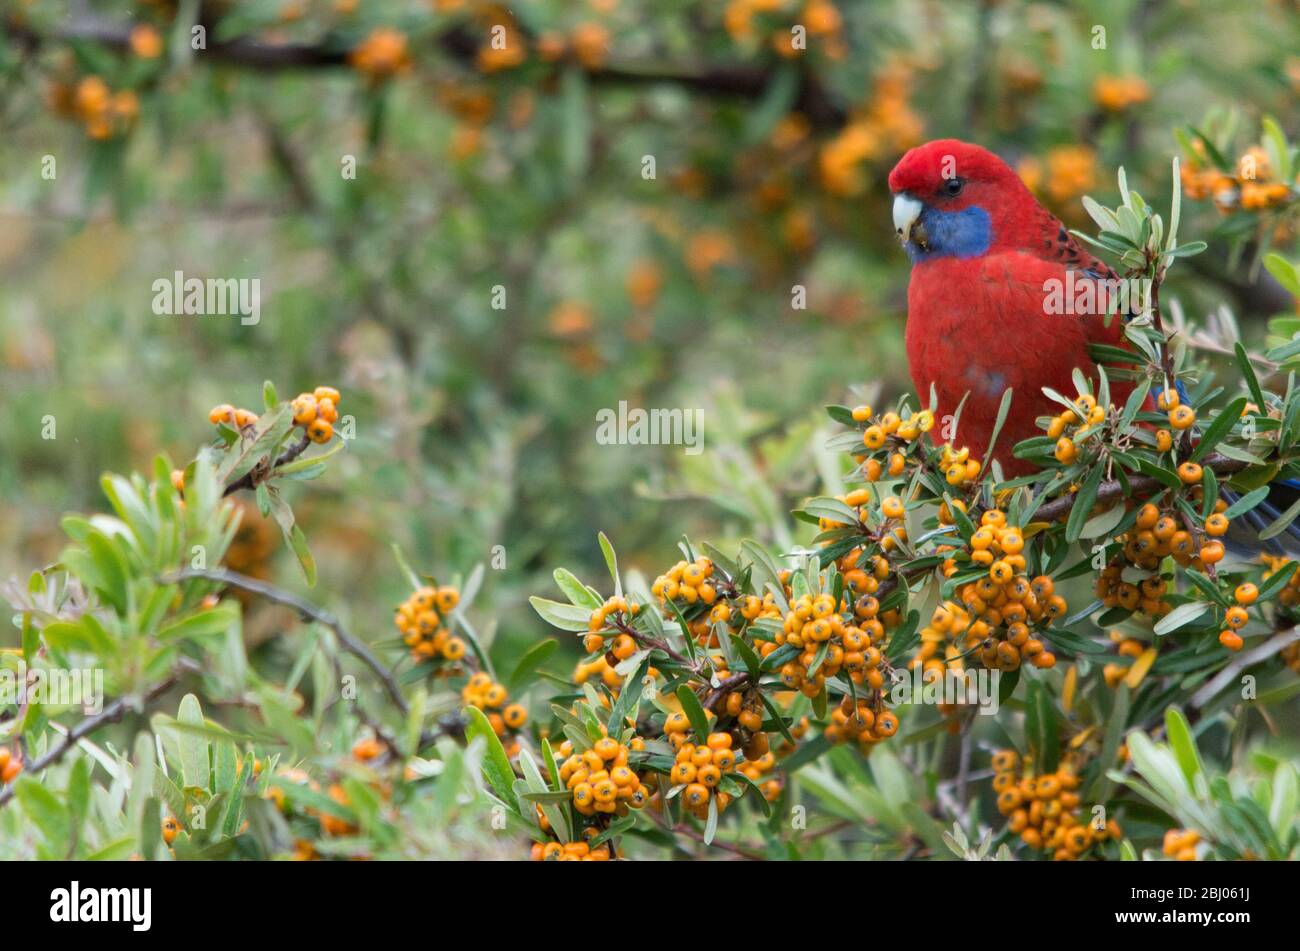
xmin=222 ymin=432 xmax=311 ymax=497
xmin=1188 ymin=625 xmax=1300 ymax=710
xmin=4 ymin=14 xmax=846 ymax=126
xmin=0 ymin=669 xmax=188 ymax=808
xmin=1032 ymin=453 xmax=1248 ymax=523
xmin=162 ymin=568 xmax=409 ymax=716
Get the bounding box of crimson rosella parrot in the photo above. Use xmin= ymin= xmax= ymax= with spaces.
xmin=888 ymin=138 xmax=1132 ymax=478
xmin=888 ymin=139 xmax=1300 ymax=553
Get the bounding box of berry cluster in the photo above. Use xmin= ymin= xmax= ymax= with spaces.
xmin=531 ymin=786 xmax=629 ymax=861
xmin=817 ymin=63 xmax=925 ymax=197
xmin=530 ymin=830 xmax=615 ymax=862
xmin=1048 ymin=392 xmax=1109 ymax=464
xmin=290 ymin=386 xmax=343 ymax=444
xmin=1217 ymin=582 xmax=1259 ymax=652
xmin=825 ymin=695 xmax=899 ymax=747
xmin=1162 ymin=828 xmax=1202 ymax=861
xmin=572 ymin=654 xmax=625 ymax=693
xmin=1182 ymin=143 xmax=1296 ymax=212
xmin=855 ymin=404 xmax=934 ymax=456
xmin=1096 ymin=499 xmax=1230 ymax=614
xmin=652 ymin=556 xmax=718 ymax=607
xmin=723 ymin=0 xmax=848 ymax=61
xmin=1091 ymin=75 xmax=1152 ymax=113
xmin=48 ymin=76 xmax=139 ymax=140
xmin=652 ymin=556 xmax=735 ymax=646
xmin=664 ymin=729 xmax=740 ymax=819
xmin=394 ymin=584 xmax=466 ymax=662
xmin=208 ymin=383 xmax=340 ymax=439
xmin=1262 ymin=554 xmax=1300 ymax=608
xmin=991 ymin=750 xmax=1120 ymax=860
xmin=935 ymin=510 xmax=1062 ymax=672
xmin=462 ymin=672 xmax=528 ymax=751
xmin=207 ymin=404 xmax=259 ymax=430
xmin=584 ymin=595 xmax=643 ymax=654
xmin=557 ymin=733 xmax=650 ymax=818
xmin=776 ymin=592 xmax=889 ymax=696
xmin=736 ymin=745 xmax=782 ymax=802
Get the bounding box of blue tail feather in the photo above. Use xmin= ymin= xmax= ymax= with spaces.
xmin=1222 ymin=479 xmax=1300 ymax=559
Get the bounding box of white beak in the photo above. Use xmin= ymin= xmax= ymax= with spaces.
xmin=893 ymin=193 xmax=923 ymax=244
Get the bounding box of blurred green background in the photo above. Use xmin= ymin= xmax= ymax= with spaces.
xmin=1 ymin=0 xmax=1297 ymax=675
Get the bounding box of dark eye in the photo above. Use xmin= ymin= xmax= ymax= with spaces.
xmin=943 ymin=177 xmax=964 ymax=197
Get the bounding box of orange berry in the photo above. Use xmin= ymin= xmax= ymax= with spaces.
xmin=291 ymin=394 xmax=318 ymax=425
xmin=307 ymin=419 xmax=334 ymax=444
xmin=1218 ymin=630 xmax=1243 ymax=651
xmin=1169 ymin=405 xmax=1196 ymax=430
xmin=208 ymin=403 xmax=236 ymax=425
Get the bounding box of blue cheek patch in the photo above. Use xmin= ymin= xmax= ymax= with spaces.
xmin=906 ymin=205 xmax=992 ymax=262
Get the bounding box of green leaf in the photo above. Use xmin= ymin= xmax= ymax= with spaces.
xmin=1190 ymin=397 xmax=1247 ymax=462
xmin=1264 ymin=253 xmax=1300 ymax=299
xmin=41 ymin=618 xmax=114 ymax=655
xmin=176 ymin=694 xmax=210 ymax=792
xmin=266 ymin=489 xmax=316 ymax=587
xmin=560 ymin=67 xmax=591 ymax=181
xmin=1065 ymin=464 xmax=1105 ymax=543
xmin=220 ymin=755 xmax=250 ymax=838
xmin=156 ymin=602 xmax=239 ymax=641
xmin=529 ymin=596 xmax=590 ymax=632
xmin=507 ymin=638 xmax=558 ymax=691
xmin=982 ymin=389 xmax=1015 ymax=468
xmin=1153 ymin=600 xmax=1211 ymax=636
xmin=84 ymin=530 xmax=130 ymax=616
xmin=1164 ymin=707 xmax=1203 ymax=785
xmin=554 ymin=568 xmax=602 ymax=610
xmin=1257 ymin=560 xmax=1299 ymax=602
xmin=1260 ymin=495 xmax=1300 ymax=541
xmin=517 ymin=748 xmax=569 ymax=844
xmin=1236 ymin=342 xmax=1266 ymax=411
xmin=66 ymin=757 xmax=91 ymax=853
xmin=1223 ymin=486 xmax=1270 ymax=519
xmin=801 ymin=497 xmax=861 ymax=525
xmin=1125 ymin=730 xmax=1189 ymax=810
xmin=675 ymin=684 xmax=712 ymax=741
xmin=729 ymin=634 xmax=762 ymax=678
xmin=390 ymin=544 xmax=422 ymax=591
xmin=275 ymin=438 xmax=345 ymax=476
xmin=14 ymin=777 xmax=71 ymax=855
xmin=1093 ymin=684 xmax=1130 ymax=803
xmin=597 ymin=532 xmax=622 ymax=597
xmin=217 ymin=405 xmax=294 ymax=484
xmin=1041 ymin=628 xmax=1106 ymax=655
xmin=463 ymin=705 xmax=520 ymax=814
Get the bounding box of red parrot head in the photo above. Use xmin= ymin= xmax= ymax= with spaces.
xmin=888 ymin=139 xmax=1039 ymax=263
